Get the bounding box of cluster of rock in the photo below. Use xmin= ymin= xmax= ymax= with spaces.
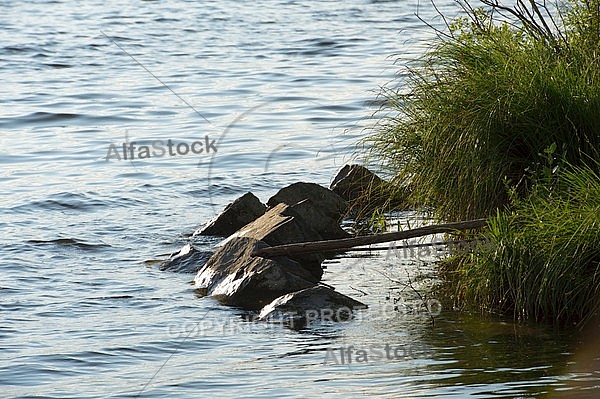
xmin=161 ymin=164 xmax=391 ymax=327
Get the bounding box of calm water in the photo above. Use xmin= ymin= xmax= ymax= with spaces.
xmin=2 ymin=1 xmax=599 ymax=398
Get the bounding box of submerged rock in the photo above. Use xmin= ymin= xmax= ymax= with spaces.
xmin=258 ymin=285 xmax=367 ymax=328
xmin=194 ymin=236 xmax=314 ymax=310
xmin=159 ymin=244 xmax=213 ymax=274
xmin=195 ymin=192 xmax=266 ymax=237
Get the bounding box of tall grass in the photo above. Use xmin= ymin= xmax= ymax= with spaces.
xmin=367 ymin=0 xmax=600 ymax=324
xmin=448 ymin=163 xmax=600 ymax=324
xmin=369 ymin=0 xmax=600 ymax=222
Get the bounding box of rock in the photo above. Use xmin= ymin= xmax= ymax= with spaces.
xmin=191 ymin=182 xmax=365 ymax=317
xmin=194 ymin=236 xmax=315 ymax=310
xmin=192 ymin=197 xmax=350 ymax=308
xmin=258 ymin=285 xmax=367 ymax=328
xmin=159 ymin=244 xmax=213 ymax=273
xmin=231 ymin=202 xmax=326 ymax=281
xmin=195 ymin=192 xmax=266 ymax=237
xmin=267 ymin=182 xmax=348 ymax=222
xmin=330 ymin=164 xmax=387 ymax=202
xmin=330 ymin=164 xmax=407 ymax=218
xmin=283 ymin=198 xmax=350 ymax=240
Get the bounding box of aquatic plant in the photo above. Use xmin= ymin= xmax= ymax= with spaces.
xmin=447 ymin=162 xmax=600 ymax=325
xmin=369 ymin=0 xmax=600 ymax=222
xmin=368 ymin=0 xmax=600 ymax=324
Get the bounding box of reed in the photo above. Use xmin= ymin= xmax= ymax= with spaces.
xmin=445 ymin=163 xmax=600 ymax=325
xmin=367 ymin=0 xmax=600 ymax=324
xmin=368 ymin=0 xmax=600 ymax=221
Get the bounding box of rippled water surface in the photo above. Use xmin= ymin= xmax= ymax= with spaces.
xmin=2 ymin=1 xmax=600 ymax=398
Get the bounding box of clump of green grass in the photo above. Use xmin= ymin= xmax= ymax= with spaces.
xmin=448 ymin=162 xmax=600 ymax=325
xmin=366 ymin=0 xmax=600 ymax=324
xmin=369 ymin=0 xmax=600 ymax=222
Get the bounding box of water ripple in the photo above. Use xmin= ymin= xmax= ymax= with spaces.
xmin=1 ymin=0 xmax=588 ymax=398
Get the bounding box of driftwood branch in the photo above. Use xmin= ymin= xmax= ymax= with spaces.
xmin=324 ymin=238 xmax=489 ymax=252
xmin=251 ymin=219 xmax=487 ymax=258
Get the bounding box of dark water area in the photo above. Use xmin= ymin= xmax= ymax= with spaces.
xmin=2 ymin=1 xmax=600 ymax=398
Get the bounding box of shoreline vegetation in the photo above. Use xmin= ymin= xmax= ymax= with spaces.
xmin=365 ymin=0 xmax=600 ymax=326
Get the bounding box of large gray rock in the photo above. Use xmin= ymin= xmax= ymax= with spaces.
xmin=267 ymin=182 xmax=348 ymax=222
xmin=195 ymin=192 xmax=266 ymax=237
xmin=258 ymin=285 xmax=367 ymax=328
xmin=191 ymin=184 xmax=361 ymax=315
xmin=194 ymin=236 xmax=315 ymax=310
xmin=283 ymin=198 xmax=350 ymax=240
xmin=159 ymin=243 xmax=213 ymax=274
xmin=232 ymin=202 xmax=325 ymax=281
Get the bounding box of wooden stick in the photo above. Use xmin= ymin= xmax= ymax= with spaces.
xmin=251 ymin=218 xmax=487 ymax=258
xmin=311 ymin=238 xmax=490 ymax=253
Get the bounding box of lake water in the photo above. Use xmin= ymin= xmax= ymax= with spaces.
xmin=2 ymin=1 xmax=599 ymax=398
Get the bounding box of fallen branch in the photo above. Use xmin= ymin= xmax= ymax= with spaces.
xmin=323 ymin=237 xmax=490 ymax=253
xmin=251 ymin=218 xmax=487 ymax=258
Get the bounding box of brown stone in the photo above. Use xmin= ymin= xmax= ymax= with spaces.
xmin=195 ymin=192 xmax=266 ymax=237
xmin=330 ymin=164 xmax=387 ymax=202
xmin=159 ymin=244 xmax=213 ymax=274
xmin=194 ymin=237 xmax=314 ymax=310
xmin=232 ymin=202 xmax=325 ymax=281
xmin=267 ymin=182 xmax=347 ymax=222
